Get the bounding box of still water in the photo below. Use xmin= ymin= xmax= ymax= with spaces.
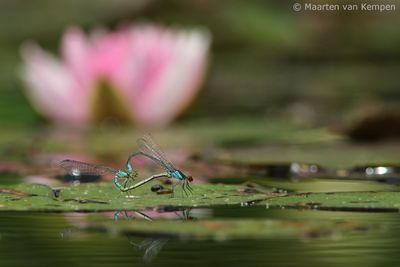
xmin=1 ymin=206 xmax=400 ymax=267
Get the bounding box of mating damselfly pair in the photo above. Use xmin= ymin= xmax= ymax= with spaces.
xmin=59 ymin=134 xmax=194 ymax=196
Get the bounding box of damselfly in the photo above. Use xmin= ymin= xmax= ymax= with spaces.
xmin=121 ymin=134 xmax=194 ymax=196
xmin=58 ymin=159 xmax=138 ymax=190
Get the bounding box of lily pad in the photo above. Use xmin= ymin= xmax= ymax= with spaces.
xmin=0 ymin=182 xmax=270 ymax=211
xmin=263 ymin=191 xmax=400 ymax=211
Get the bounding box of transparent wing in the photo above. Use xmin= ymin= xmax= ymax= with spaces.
xmin=128 ymin=237 xmax=168 ymax=263
xmin=141 ymin=239 xmax=168 ymax=263
xmin=137 ymin=134 xmax=175 ymax=172
xmin=58 ymin=160 xmax=117 ymax=176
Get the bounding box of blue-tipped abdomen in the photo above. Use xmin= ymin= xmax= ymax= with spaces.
xmin=117 ymin=170 xmax=128 ymax=177
xmin=114 ymin=175 xmax=122 ymax=189
xmin=114 ymin=170 xmax=128 ymax=189
xmin=127 ymin=162 xmax=133 ymax=173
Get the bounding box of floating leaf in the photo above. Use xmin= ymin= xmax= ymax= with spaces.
xmin=0 ymin=182 xmax=269 ymax=211
xmin=263 ymin=191 xmax=400 ymax=211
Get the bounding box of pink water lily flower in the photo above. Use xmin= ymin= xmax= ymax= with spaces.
xmin=20 ymin=24 xmax=211 ymax=127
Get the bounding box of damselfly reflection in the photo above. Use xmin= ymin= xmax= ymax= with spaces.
xmin=116 ymin=208 xmax=196 ymax=263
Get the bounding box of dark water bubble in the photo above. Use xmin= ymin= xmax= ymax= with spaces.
xmin=350 ymin=165 xmax=400 ymax=177
xmin=243 ymin=188 xmax=259 ymax=194
xmin=348 ymin=165 xmax=400 ymax=184
xmin=151 ymin=184 xmax=164 ymax=192
xmin=150 ymin=184 xmax=173 ymax=194
xmin=271 ymin=187 xmax=287 ymax=194
xmin=56 ymin=173 xmax=101 ymax=183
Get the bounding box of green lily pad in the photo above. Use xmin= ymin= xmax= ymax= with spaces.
xmin=211 ymin=176 xmax=396 ymax=193
xmin=0 ymin=182 xmax=270 ymax=211
xmin=263 ymin=191 xmax=400 ymax=211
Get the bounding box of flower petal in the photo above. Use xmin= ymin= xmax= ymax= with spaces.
xmin=20 ymin=24 xmax=211 ymax=128
xmin=129 ymin=27 xmax=211 ymax=127
xmin=61 ymin=27 xmax=94 ymax=91
xmin=20 ymin=43 xmax=89 ymax=125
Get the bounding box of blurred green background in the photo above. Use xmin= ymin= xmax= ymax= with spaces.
xmin=1 ymin=0 xmax=400 ymax=128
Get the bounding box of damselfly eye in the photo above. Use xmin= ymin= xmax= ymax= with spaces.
xmin=187 ymin=176 xmax=193 ymax=182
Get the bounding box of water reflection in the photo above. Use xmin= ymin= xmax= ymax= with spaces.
xmin=348 ymin=165 xmax=400 ymax=184
xmin=128 ymin=238 xmax=169 ymax=263
xmin=62 ymin=208 xmax=201 ymax=263
xmin=118 ymin=210 xmax=170 ymax=263
xmin=117 ymin=208 xmax=198 ymax=263
xmin=1 ymin=207 xmax=400 ymax=267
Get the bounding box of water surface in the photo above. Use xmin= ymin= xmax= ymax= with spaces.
xmin=1 ymin=207 xmax=400 ymax=267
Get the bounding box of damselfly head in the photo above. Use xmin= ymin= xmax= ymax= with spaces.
xmin=178 ymin=170 xmax=193 ymax=182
